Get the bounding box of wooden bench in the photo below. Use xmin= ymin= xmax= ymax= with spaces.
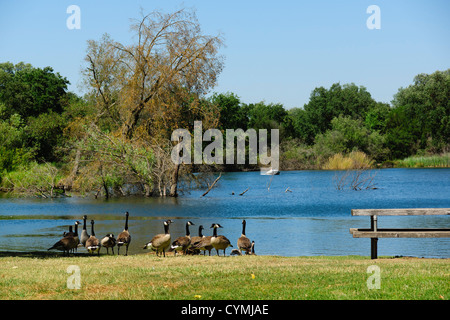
xmin=349 ymin=208 xmax=450 ymax=259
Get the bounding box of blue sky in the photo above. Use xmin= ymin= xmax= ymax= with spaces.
xmin=0 ymin=0 xmax=449 ymax=109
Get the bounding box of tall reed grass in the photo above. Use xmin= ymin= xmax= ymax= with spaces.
xmin=395 ymin=153 xmax=450 ymax=168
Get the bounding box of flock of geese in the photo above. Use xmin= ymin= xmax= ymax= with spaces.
xmin=48 ymin=212 xmax=256 ymax=257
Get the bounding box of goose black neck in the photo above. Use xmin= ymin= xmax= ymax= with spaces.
xmin=91 ymin=222 xmax=95 ymax=236
xmin=185 ymin=223 xmax=190 ymax=236
xmin=74 ymin=223 xmax=78 ymax=236
xmin=124 ymin=213 xmax=129 ymax=231
xmin=164 ymin=222 xmax=170 ymax=235
xmin=242 ymin=220 xmax=246 ymax=236
xmin=83 ymin=217 xmax=87 ymax=230
xmin=213 ymin=227 xmax=218 ymax=237
xmin=198 ymin=227 xmax=203 ymax=237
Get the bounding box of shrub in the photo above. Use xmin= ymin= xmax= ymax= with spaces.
xmin=322 ymin=151 xmax=374 ymax=170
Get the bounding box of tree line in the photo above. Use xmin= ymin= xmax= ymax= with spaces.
xmin=0 ymin=9 xmax=449 ymax=198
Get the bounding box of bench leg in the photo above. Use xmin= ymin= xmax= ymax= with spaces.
xmin=371 ymin=238 xmax=378 ymax=259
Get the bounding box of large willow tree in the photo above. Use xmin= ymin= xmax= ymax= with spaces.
xmin=69 ymin=9 xmax=224 ymax=197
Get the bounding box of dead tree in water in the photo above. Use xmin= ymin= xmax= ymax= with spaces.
xmin=334 ymin=169 xmax=378 ymax=191
xmin=201 ymin=173 xmax=222 ymax=197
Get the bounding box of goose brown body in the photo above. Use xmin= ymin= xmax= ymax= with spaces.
xmin=143 ymin=220 xmax=173 ymax=257
xmin=237 ymin=220 xmax=252 ymax=255
xmin=192 ymin=225 xmax=214 ymax=256
xmin=170 ymin=221 xmax=194 ymax=255
xmin=80 ymin=215 xmax=89 ymax=247
xmin=85 ymin=220 xmax=101 ymax=255
xmin=48 ymin=221 xmax=80 ymax=255
xmin=210 ymin=223 xmax=233 ymax=256
xmin=101 ymin=233 xmax=116 ymax=255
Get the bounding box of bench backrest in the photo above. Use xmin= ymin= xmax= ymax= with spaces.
xmin=352 ymin=208 xmax=450 ymax=216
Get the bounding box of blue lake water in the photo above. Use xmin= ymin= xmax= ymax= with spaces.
xmin=0 ymin=168 xmax=449 ymax=258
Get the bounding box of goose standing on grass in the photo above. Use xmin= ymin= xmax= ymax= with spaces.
xmin=237 ymin=220 xmax=252 ymax=255
xmin=249 ymin=241 xmax=256 ymax=255
xmin=80 ymin=215 xmax=89 ymax=247
xmin=188 ymin=225 xmax=205 ymax=255
xmin=170 ymin=221 xmax=195 ymax=256
xmin=85 ymin=220 xmax=101 ymax=256
xmin=48 ymin=222 xmax=78 ymax=256
xmin=143 ymin=220 xmax=173 ymax=257
xmin=117 ymin=211 xmax=131 ymax=256
xmin=60 ymin=221 xmax=80 ymax=253
xmin=210 ymin=223 xmax=233 ymax=256
xmin=72 ymin=221 xmax=81 ymax=253
xmin=192 ymin=227 xmax=213 ymax=256
xmin=101 ymin=234 xmax=116 ymax=255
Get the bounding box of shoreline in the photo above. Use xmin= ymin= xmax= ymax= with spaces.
xmin=1 ymin=166 xmax=449 ymax=199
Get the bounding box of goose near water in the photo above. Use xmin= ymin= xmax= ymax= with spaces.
xmin=101 ymin=233 xmax=116 ymax=255
xmin=143 ymin=220 xmax=173 ymax=257
xmin=85 ymin=220 xmax=101 ymax=255
xmin=48 ymin=221 xmax=79 ymax=255
xmin=117 ymin=211 xmax=131 ymax=256
xmin=80 ymin=215 xmax=89 ymax=247
xmin=188 ymin=225 xmax=205 ymax=255
xmin=237 ymin=220 xmax=252 ymax=255
xmin=210 ymin=223 xmax=233 ymax=256
xmin=192 ymin=225 xmax=213 ymax=256
xmin=170 ymin=221 xmax=195 ymax=256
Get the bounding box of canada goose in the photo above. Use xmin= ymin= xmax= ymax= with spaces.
xmin=237 ymin=220 xmax=252 ymax=255
xmin=72 ymin=221 xmax=81 ymax=253
xmin=48 ymin=223 xmax=79 ymax=256
xmin=210 ymin=223 xmax=233 ymax=256
xmin=117 ymin=211 xmax=131 ymax=256
xmin=80 ymin=215 xmax=89 ymax=247
xmin=170 ymin=221 xmax=195 ymax=256
xmin=63 ymin=225 xmax=73 ymax=237
xmin=230 ymin=249 xmax=242 ymax=256
xmin=48 ymin=235 xmax=78 ymax=256
xmin=188 ymin=225 xmax=205 ymax=255
xmin=232 ymin=241 xmax=256 ymax=256
xmin=85 ymin=220 xmax=101 ymax=255
xmin=101 ymin=233 xmax=116 ymax=255
xmin=249 ymin=241 xmax=256 ymax=255
xmin=192 ymin=226 xmax=213 ymax=256
xmin=143 ymin=220 xmax=173 ymax=257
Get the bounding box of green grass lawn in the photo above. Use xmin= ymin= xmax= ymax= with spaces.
xmin=0 ymin=253 xmax=448 ymax=300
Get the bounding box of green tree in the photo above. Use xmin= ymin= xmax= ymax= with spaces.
xmin=389 ymin=69 xmax=450 ymax=153
xmin=0 ymin=62 xmax=69 ymax=119
xmin=0 ymin=113 xmax=34 ymax=173
xmin=210 ymin=92 xmax=247 ymax=131
xmin=245 ymin=102 xmax=293 ymax=139
xmin=314 ymin=115 xmax=387 ymax=162
xmin=296 ymin=83 xmax=377 ymax=144
xmin=364 ymin=102 xmax=391 ymax=133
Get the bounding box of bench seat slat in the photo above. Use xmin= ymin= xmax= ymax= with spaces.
xmin=350 ymin=228 xmax=450 ymax=238
xmin=351 ymin=208 xmax=450 ymax=216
